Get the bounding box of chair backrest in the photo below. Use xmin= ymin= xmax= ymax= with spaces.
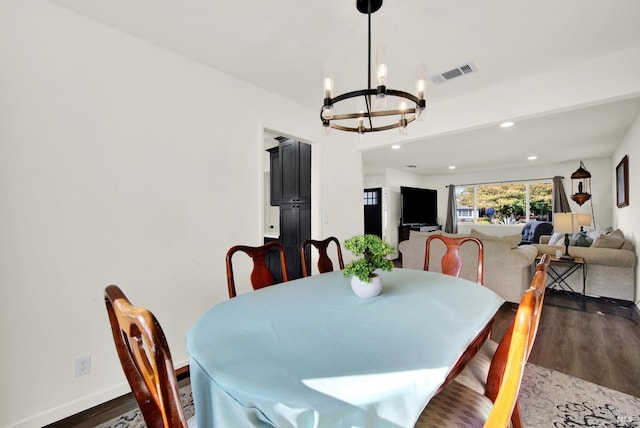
xmin=226 ymin=241 xmax=289 ymax=298
xmin=104 ymin=285 xmax=189 ymax=428
xmin=300 ymin=237 xmax=345 ymax=277
xmin=483 ymin=254 xmax=550 ymax=427
xmin=424 ymin=234 xmax=485 ymax=284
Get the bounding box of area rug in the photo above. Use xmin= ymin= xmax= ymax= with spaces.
xmin=96 ymin=363 xmax=640 ymax=427
xmin=519 ymin=363 xmax=640 ymax=427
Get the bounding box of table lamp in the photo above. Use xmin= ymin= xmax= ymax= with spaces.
xmin=554 ymin=213 xmax=579 ymax=260
xmin=576 ymin=213 xmax=592 ymax=235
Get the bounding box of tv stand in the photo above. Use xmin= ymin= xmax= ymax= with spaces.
xmin=398 ymin=224 xmax=442 ymax=242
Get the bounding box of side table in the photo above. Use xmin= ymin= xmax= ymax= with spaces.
xmin=536 ymin=255 xmax=587 ymax=311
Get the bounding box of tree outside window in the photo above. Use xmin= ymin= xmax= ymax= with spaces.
xmin=455 ymin=181 xmax=552 ymax=224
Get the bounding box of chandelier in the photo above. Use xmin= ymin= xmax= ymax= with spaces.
xmin=321 ymin=0 xmax=426 ymax=134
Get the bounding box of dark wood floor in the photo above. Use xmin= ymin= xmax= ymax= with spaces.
xmin=49 ymin=287 xmax=640 ymax=426
xmin=492 ymin=293 xmax=640 ymax=397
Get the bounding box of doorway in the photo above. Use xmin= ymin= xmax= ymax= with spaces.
xmin=263 ymin=132 xmax=312 ymax=280
xmin=363 ymin=188 xmax=382 ymax=238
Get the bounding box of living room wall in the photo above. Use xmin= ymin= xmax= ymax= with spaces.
xmin=612 ymin=111 xmax=640 ymax=308
xmin=0 ymin=2 xmax=362 ymax=427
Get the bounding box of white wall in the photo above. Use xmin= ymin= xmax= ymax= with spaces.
xmin=612 ymin=111 xmax=640 ymax=308
xmin=0 ymin=2 xmax=363 ymax=426
xmin=376 ymin=158 xmax=613 ymax=248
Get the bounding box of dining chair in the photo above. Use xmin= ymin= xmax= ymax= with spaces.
xmin=300 ymin=236 xmax=345 ymax=277
xmin=226 ymin=241 xmax=289 ymax=298
xmin=424 ymin=234 xmax=485 ymax=284
xmin=453 ymin=254 xmax=550 ymax=426
xmin=415 ymin=255 xmax=549 ymax=427
xmin=104 ymin=285 xmax=195 ymax=428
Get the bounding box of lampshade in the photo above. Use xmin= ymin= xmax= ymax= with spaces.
xmin=576 ymin=213 xmax=592 ymax=228
xmin=554 ymin=213 xmax=579 ymax=234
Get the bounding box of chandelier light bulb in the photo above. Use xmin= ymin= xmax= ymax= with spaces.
xmin=376 ymin=45 xmax=387 ymax=87
xmin=415 ymin=63 xmax=426 ymax=99
xmin=322 ymin=105 xmax=334 ymax=120
xmin=324 ymin=78 xmax=333 ymax=98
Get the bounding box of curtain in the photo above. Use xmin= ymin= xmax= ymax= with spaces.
xmin=553 ymin=176 xmax=572 ymax=213
xmin=444 ymin=185 xmax=457 ymax=234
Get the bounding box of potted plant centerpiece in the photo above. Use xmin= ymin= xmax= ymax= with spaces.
xmin=343 ymin=234 xmax=394 ymax=298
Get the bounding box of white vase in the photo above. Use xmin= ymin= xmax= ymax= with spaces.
xmin=350 ymin=274 xmax=383 ymax=298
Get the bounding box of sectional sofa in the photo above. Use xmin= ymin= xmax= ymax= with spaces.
xmin=398 ymin=229 xmax=538 ymax=303
xmin=533 ymin=228 xmax=636 ymax=301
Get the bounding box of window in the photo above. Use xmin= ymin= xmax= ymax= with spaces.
xmin=363 ymin=190 xmax=378 ymax=206
xmin=455 ymin=181 xmax=553 ymax=224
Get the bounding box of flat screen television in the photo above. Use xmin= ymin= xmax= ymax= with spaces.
xmin=400 ymin=186 xmax=437 ymax=226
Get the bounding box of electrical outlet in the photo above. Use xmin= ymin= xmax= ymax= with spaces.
xmin=74 ymin=355 xmax=91 ymax=377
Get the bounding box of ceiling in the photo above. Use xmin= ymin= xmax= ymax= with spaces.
xmin=52 ymin=0 xmax=640 ymax=175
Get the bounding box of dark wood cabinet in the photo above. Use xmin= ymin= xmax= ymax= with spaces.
xmin=280 ymin=203 xmax=311 ymax=279
xmin=266 ymin=138 xmax=312 ymax=280
xmin=398 ymin=224 xmax=441 ymax=242
xmin=278 ymin=139 xmax=311 ymax=204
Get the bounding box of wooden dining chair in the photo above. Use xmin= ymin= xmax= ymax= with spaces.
xmin=104 ymin=285 xmax=195 ymax=428
xmin=424 ymin=234 xmax=485 ymax=284
xmin=415 ymin=256 xmax=548 ymax=428
xmin=226 ymin=241 xmax=289 ymax=298
xmin=415 ymin=254 xmax=550 ymax=428
xmin=453 ymin=254 xmax=550 ymax=426
xmin=300 ymin=236 xmax=345 ymax=277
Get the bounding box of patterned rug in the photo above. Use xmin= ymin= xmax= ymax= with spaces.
xmin=520 ymin=364 xmax=640 ymax=427
xmin=96 ymin=363 xmax=640 ymax=427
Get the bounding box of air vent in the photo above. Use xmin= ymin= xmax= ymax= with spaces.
xmin=430 ymin=62 xmax=478 ymax=85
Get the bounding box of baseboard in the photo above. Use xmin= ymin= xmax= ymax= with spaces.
xmin=38 ymin=365 xmax=191 ymax=428
xmin=7 ymin=383 xmax=131 ymax=428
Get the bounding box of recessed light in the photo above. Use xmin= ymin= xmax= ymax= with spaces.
xmin=528 ymin=156 xmax=537 ymax=160
xmin=499 ymin=121 xmax=514 ymax=128
xmin=448 ymin=166 xmax=456 ymax=170
xmin=391 ymin=145 xmax=401 ymax=150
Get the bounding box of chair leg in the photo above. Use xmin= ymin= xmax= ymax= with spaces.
xmin=511 ymin=400 xmax=523 ymax=428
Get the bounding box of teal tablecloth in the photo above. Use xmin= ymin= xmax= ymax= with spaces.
xmin=186 ymin=269 xmax=503 ymax=427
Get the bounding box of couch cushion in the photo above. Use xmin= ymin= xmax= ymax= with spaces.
xmin=548 ymin=232 xmax=564 ymax=246
xmin=470 ymin=229 xmax=521 ymax=247
xmin=587 ymin=227 xmax=613 ymax=241
xmin=592 ymin=228 xmax=625 ymax=249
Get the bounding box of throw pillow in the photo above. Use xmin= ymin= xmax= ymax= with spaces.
xmin=606 ymin=228 xmax=625 ymax=240
xmin=592 ymin=233 xmax=625 ymax=249
xmin=587 ymin=227 xmax=613 ymax=241
xmin=548 ymin=232 xmax=565 ymax=246
xmin=573 ymin=233 xmax=593 ymax=247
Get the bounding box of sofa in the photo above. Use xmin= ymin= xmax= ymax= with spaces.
xmin=533 ymin=228 xmax=636 ymax=301
xmin=398 ymin=229 xmax=538 ymax=303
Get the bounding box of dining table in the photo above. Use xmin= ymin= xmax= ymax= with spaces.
xmin=186 ymin=268 xmax=504 ymax=428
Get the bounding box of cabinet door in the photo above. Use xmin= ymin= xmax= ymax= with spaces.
xmin=279 ymin=139 xmax=311 ymax=204
xmin=297 ymin=142 xmax=311 ymax=203
xmin=279 ymin=203 xmax=311 ymax=280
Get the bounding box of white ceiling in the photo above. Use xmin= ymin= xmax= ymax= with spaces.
xmin=52 ymin=0 xmax=640 ymax=175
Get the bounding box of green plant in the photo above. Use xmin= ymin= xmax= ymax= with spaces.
xmin=343 ymin=234 xmax=394 ymax=282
